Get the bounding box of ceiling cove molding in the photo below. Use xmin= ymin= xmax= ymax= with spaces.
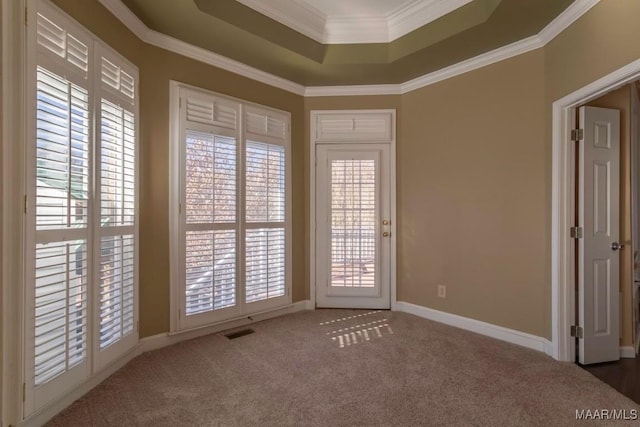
xmin=387 ymin=0 xmax=474 ymax=42
xmin=304 ymin=84 xmax=402 ymax=97
xmin=99 ymin=0 xmax=598 ymax=98
xmin=234 ymin=0 xmax=326 ymax=44
xmin=98 ymin=0 xmax=306 ymax=96
xmin=324 ymin=16 xmax=390 ymax=45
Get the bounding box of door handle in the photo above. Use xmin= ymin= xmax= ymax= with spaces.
xmin=611 ymin=242 xmax=624 ymax=251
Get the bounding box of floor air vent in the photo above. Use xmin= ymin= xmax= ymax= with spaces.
xmin=224 ymin=328 xmax=255 ymax=340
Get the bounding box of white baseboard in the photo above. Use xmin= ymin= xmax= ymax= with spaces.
xmin=140 ymin=300 xmax=311 ymax=353
xmin=620 ymin=346 xmax=636 ymax=359
xmin=20 ymin=346 xmax=141 ymax=427
xmin=396 ymin=301 xmax=552 ymax=355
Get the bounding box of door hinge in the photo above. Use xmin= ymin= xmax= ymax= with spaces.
xmin=571 ymin=128 xmax=584 ymax=141
xmin=570 ymin=325 xmax=584 ymax=338
xmin=570 ymin=226 xmax=583 ymax=239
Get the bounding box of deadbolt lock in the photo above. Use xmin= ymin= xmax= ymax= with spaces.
xmin=383 ymin=231 xmax=390 ymax=237
xmin=382 ymin=219 xmax=390 ymax=225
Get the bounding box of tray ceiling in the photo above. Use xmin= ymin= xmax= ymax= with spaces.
xmin=119 ymin=0 xmax=575 ymax=86
xmin=234 ymin=0 xmax=474 ymax=44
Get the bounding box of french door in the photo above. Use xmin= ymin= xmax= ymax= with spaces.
xmin=315 ymin=144 xmax=391 ymax=308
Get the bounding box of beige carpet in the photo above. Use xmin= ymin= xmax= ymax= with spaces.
xmin=48 ymin=309 xmax=640 ymax=426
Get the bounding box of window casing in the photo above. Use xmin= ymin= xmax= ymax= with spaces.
xmin=24 ymin=0 xmax=138 ymax=415
xmin=171 ymin=84 xmax=291 ymax=331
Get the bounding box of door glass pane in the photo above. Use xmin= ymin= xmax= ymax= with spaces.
xmin=330 ymin=159 xmax=376 ymax=288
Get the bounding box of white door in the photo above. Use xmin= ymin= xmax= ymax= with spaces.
xmin=579 ymin=106 xmax=621 ymax=365
xmin=315 ymin=144 xmax=391 ymax=308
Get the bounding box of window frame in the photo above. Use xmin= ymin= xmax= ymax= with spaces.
xmin=169 ymin=82 xmax=292 ymax=332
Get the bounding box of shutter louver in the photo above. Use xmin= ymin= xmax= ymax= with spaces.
xmin=36 ymin=68 xmax=90 ymax=231
xmin=186 ymin=131 xmax=236 ymax=224
xmin=100 ymin=99 xmax=136 ymax=227
xmin=246 ymin=142 xmax=285 ymax=222
xmin=34 ymin=241 xmax=88 ymax=386
xmin=185 ymin=230 xmax=236 ymax=315
xmin=186 ymin=96 xmax=237 ymax=129
xmin=37 ymin=13 xmax=89 ymax=74
xmin=101 ymin=56 xmax=135 ymax=101
xmin=246 ymin=111 xmax=286 ymax=140
xmin=245 ymin=228 xmax=285 ymax=302
xmin=99 ymin=235 xmax=135 ymax=349
xmin=315 ymin=113 xmax=392 ymax=141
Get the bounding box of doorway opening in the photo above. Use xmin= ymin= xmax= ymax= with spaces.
xmin=552 ymin=59 xmax=640 ymax=364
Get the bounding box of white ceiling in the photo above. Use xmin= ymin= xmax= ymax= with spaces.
xmin=235 ymin=0 xmax=474 ymax=44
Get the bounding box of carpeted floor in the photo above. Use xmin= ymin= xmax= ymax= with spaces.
xmin=48 ymin=309 xmax=640 ymax=426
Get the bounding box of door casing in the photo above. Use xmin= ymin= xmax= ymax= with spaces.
xmin=552 ymin=58 xmax=640 ymax=362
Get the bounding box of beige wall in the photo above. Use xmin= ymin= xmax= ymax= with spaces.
xmin=52 ymin=0 xmax=306 ymax=338
xmin=585 ymin=86 xmax=634 ymax=347
xmin=400 ymin=49 xmax=547 ymax=337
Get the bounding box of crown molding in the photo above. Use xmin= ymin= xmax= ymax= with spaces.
xmin=99 ymin=0 xmax=599 ymax=97
xmin=98 ymin=0 xmax=306 ymax=96
xmin=323 ymin=16 xmax=390 ymax=44
xmin=304 ymin=84 xmax=402 ymax=97
xmin=388 ymin=0 xmax=473 ymax=41
xmin=537 ymin=0 xmax=600 ymax=45
xmin=401 ymin=34 xmax=542 ymax=94
xmin=234 ymin=0 xmax=326 ymax=44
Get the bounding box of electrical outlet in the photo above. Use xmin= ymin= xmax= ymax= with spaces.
xmin=437 ymin=284 xmax=446 ymax=299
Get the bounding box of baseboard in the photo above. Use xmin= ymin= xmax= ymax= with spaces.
xmin=19 ymin=345 xmax=141 ymax=427
xmin=396 ymin=301 xmax=550 ymax=354
xmin=140 ymin=300 xmax=311 ymax=353
xmin=620 ymin=346 xmax=636 ymax=359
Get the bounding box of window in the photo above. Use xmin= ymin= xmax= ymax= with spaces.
xmin=25 ymin=0 xmax=138 ymax=415
xmin=171 ymin=84 xmax=291 ymax=330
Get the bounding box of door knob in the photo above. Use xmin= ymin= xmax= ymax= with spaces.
xmin=611 ymin=242 xmax=624 ymax=251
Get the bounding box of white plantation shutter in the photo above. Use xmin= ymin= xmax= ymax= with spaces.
xmin=175 ymin=85 xmax=290 ymax=330
xmin=183 ymin=129 xmax=238 ymax=318
xmin=29 ymin=63 xmax=91 ymax=410
xmin=99 ymin=235 xmax=135 ymax=348
xmin=95 ymin=44 xmax=138 ymax=365
xmin=26 ymin=0 xmax=139 ymax=415
xmin=245 ymin=141 xmax=286 ymax=303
